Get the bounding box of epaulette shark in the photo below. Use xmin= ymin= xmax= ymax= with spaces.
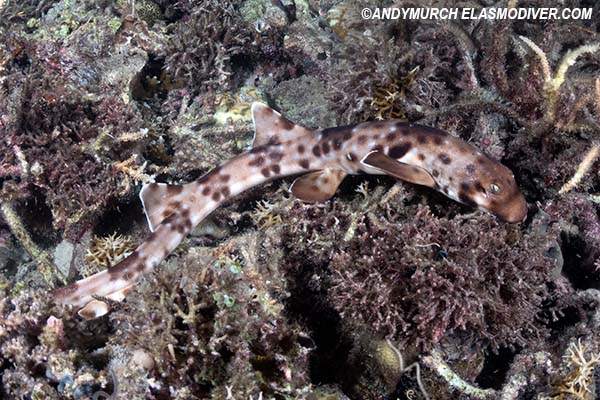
xmin=53 ymin=103 xmax=527 ymax=318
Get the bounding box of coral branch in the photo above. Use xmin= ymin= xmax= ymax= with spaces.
xmin=0 ymin=202 xmax=62 ymax=285
xmin=520 ymin=36 xmax=600 ymax=122
xmin=559 ymin=142 xmax=600 ymax=194
xmin=550 ymin=43 xmax=600 ymax=94
xmin=518 ymin=36 xmax=551 ymax=83
xmin=422 ymin=349 xmax=496 ymax=399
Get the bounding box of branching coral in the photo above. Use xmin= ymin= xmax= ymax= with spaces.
xmin=85 ymin=233 xmax=136 ymax=272
xmin=0 ymin=7 xmax=157 ymax=240
xmin=558 ymin=142 xmax=600 ymax=194
xmin=107 ymin=232 xmax=312 ymax=398
xmin=0 ymin=201 xmax=59 ymax=285
xmin=162 ymin=1 xmax=250 ymax=94
xmin=542 ymin=338 xmax=600 ymax=400
xmin=520 ymin=35 xmax=600 ymax=123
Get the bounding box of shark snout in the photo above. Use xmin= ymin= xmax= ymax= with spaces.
xmin=495 ymin=193 xmax=528 ymax=223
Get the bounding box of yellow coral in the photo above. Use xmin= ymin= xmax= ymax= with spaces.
xmin=544 ymin=338 xmax=600 ymax=400
xmin=84 ymin=233 xmax=136 ymax=274
xmin=213 ymin=87 xmax=263 ymax=126
xmin=370 ymin=67 xmax=419 ymax=120
xmin=250 ymin=200 xmax=283 ymax=230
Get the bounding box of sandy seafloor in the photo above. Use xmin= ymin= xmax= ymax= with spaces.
xmin=1 ymin=0 xmax=599 ymax=399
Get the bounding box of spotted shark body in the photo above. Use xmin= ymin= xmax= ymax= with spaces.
xmin=53 ymin=103 xmax=527 ymax=318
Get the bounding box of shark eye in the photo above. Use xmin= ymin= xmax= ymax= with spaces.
xmin=489 ymin=183 xmax=501 ymax=194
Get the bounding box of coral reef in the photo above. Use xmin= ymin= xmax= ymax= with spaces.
xmin=1 ymin=0 xmax=600 ymax=398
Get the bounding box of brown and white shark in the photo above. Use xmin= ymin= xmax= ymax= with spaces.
xmin=53 ymin=103 xmax=527 ymax=318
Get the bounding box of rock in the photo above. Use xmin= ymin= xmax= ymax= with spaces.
xmin=268 ymin=76 xmax=338 ymax=129
xmin=53 ymin=240 xmax=75 ymax=278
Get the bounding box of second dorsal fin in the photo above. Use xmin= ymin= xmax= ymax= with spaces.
xmin=139 ymin=182 xmax=186 ymax=232
xmin=251 ymin=102 xmax=313 ymax=147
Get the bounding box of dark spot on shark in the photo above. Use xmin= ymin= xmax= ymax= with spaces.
xmin=333 ymin=137 xmax=343 ymax=150
xmin=439 ymin=153 xmax=451 ymax=164
xmin=167 ymin=185 xmax=183 ymax=194
xmin=212 ymin=192 xmax=221 ymax=201
xmin=271 ymin=164 xmax=281 ymax=174
xmin=418 ymin=153 xmax=425 ymax=161
xmin=466 ymin=163 xmax=475 ymax=174
xmin=299 ymin=159 xmax=310 ymax=169
xmin=196 ymin=174 xmax=211 ymax=185
xmin=322 ymin=142 xmax=330 ymax=154
xmin=321 ymin=125 xmax=355 ymax=139
xmin=419 ymin=125 xmax=448 ymax=136
xmin=202 ymin=187 xmax=211 ymax=196
xmin=219 ymin=174 xmax=230 ymax=182
xmin=298 ymin=144 xmax=305 ymax=153
xmin=250 ymin=145 xmax=265 ymax=154
xmin=261 ymin=167 xmax=271 ymax=177
xmin=370 ymin=122 xmax=387 ymax=129
xmin=458 ymin=192 xmax=476 ymax=207
xmin=432 ymin=169 xmax=440 ymax=177
xmin=357 ymin=135 xmax=367 ymax=145
xmin=386 ymin=132 xmax=397 ymax=142
xmin=249 ymin=156 xmax=265 ymax=166
xmin=279 ymin=116 xmax=295 ymax=130
xmin=433 ymin=136 xmax=443 ymax=145
xmin=395 ymin=123 xmax=412 ymax=135
xmin=389 ymin=143 xmax=411 ymax=159
xmin=474 ymin=181 xmax=486 ymax=193
xmin=312 ymin=145 xmax=321 ymax=157
xmin=269 ymin=152 xmax=284 ymax=161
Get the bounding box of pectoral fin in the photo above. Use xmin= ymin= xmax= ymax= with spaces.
xmin=77 ymin=285 xmax=133 ymax=319
xmin=291 ymin=168 xmax=347 ymax=202
xmin=361 ymin=151 xmax=436 ymax=187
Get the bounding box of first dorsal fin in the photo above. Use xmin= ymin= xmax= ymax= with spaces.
xmin=139 ymin=182 xmax=186 ymax=232
xmin=361 ymin=151 xmax=437 ymax=187
xmin=251 ymin=102 xmax=313 ymax=147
